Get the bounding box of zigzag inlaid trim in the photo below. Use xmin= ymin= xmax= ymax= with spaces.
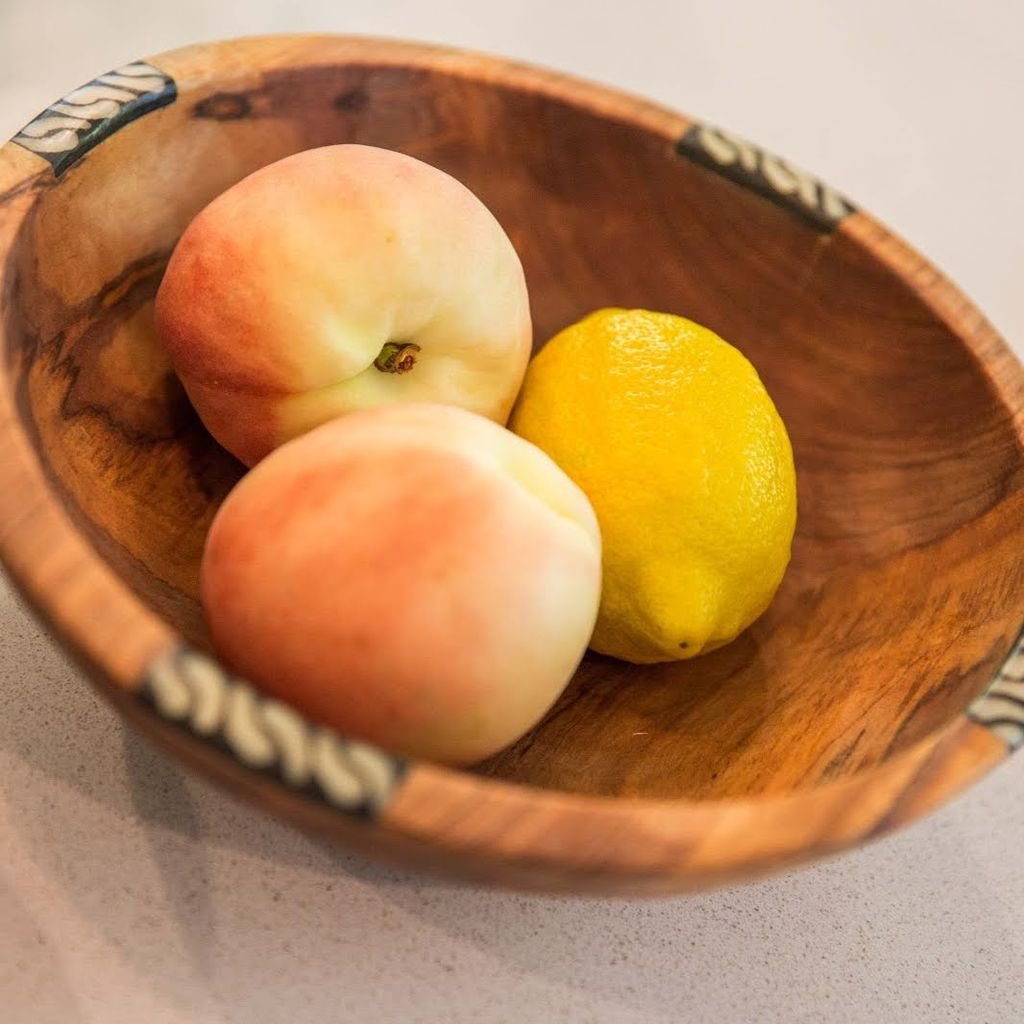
xmin=12 ymin=61 xmax=176 ymax=175
xmin=676 ymin=123 xmax=855 ymax=232
xmin=140 ymin=646 xmax=407 ymax=818
xmin=968 ymin=630 xmax=1024 ymax=751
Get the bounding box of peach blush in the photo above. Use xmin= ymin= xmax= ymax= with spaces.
xmin=200 ymin=403 xmax=602 ymax=764
xmin=156 ymin=144 xmax=532 ymax=465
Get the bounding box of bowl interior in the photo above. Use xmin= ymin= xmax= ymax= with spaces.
xmin=5 ymin=53 xmax=1024 ymax=801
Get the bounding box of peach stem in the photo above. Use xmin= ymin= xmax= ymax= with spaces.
xmin=374 ymin=342 xmax=421 ymax=374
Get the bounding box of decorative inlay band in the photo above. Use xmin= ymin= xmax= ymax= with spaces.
xmin=12 ymin=61 xmax=176 ymax=175
xmin=676 ymin=123 xmax=855 ymax=231
xmin=968 ymin=630 xmax=1024 ymax=751
xmin=140 ymin=646 xmax=406 ymax=818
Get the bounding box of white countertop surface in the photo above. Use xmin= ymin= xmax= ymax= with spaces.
xmin=2 ymin=3 xmax=1022 ymax=1022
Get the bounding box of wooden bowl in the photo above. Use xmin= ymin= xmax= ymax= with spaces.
xmin=2 ymin=35 xmax=1022 ymax=895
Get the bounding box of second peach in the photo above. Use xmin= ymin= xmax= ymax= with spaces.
xmin=201 ymin=403 xmax=602 ymax=764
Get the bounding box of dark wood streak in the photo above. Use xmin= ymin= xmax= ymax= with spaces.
xmin=5 ymin=217 xmax=241 ymax=645
xmin=18 ymin=250 xmax=182 ymax=437
xmin=193 ymin=92 xmax=253 ymax=120
xmin=821 ymin=728 xmax=867 ymax=779
xmin=334 ymin=88 xmax=370 ymax=112
xmin=0 ymin=171 xmax=50 ymax=209
xmin=56 ymin=258 xmax=179 ymax=442
xmin=865 ymin=728 xmax=966 ymax=841
xmin=894 ymin=629 xmax=1016 ymax=735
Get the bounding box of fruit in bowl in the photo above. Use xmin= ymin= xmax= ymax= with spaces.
xmin=156 ymin=144 xmax=532 ymax=466
xmin=156 ymin=142 xmax=794 ymax=763
xmin=200 ymin=402 xmax=602 ymax=763
xmin=512 ymin=308 xmax=797 ymax=664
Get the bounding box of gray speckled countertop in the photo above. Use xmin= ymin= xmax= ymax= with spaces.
xmin=2 ymin=3 xmax=1023 ymax=1022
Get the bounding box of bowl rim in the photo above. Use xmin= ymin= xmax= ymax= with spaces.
xmin=0 ymin=33 xmax=1022 ymax=895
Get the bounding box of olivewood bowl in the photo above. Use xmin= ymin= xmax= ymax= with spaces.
xmin=2 ymin=35 xmax=1023 ymax=896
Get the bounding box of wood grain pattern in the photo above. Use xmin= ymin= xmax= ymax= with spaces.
xmin=388 ymin=717 xmax=1007 ymax=893
xmin=0 ymin=35 xmax=1021 ymax=893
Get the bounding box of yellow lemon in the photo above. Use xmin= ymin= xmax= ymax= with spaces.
xmin=510 ymin=309 xmax=796 ymax=664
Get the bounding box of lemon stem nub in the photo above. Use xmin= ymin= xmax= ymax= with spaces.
xmin=374 ymin=342 xmax=420 ymax=374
